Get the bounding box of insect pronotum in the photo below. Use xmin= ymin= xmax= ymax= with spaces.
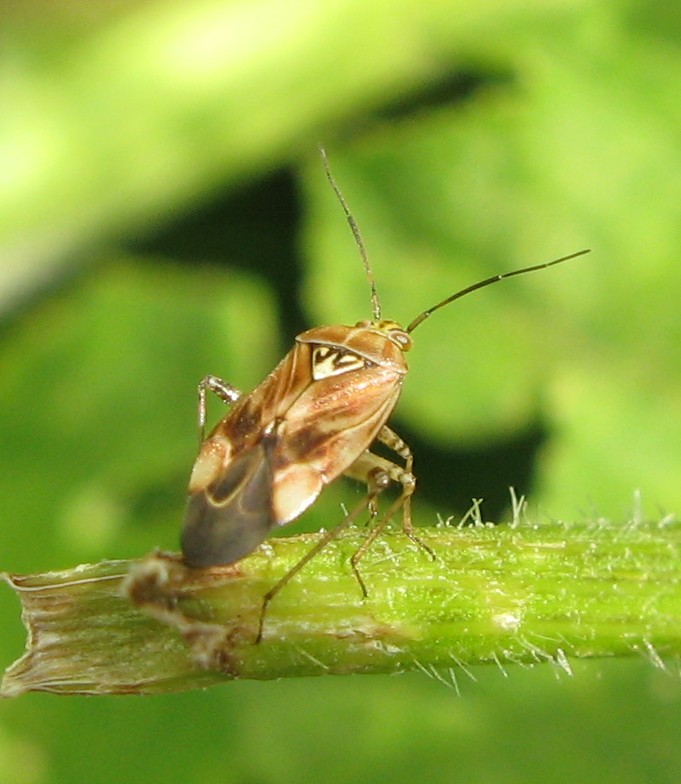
xmin=181 ymin=148 xmax=589 ymax=641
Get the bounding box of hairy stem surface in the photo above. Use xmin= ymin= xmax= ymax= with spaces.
xmin=2 ymin=518 xmax=680 ymax=696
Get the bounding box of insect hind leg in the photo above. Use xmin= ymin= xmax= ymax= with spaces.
xmin=256 ymin=487 xmax=384 ymax=644
xmin=256 ymin=430 xmax=432 ymax=643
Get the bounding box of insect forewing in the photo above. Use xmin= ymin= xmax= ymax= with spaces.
xmin=182 ymin=440 xmax=274 ymax=566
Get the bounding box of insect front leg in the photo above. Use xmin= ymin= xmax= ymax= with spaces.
xmin=197 ymin=375 xmax=242 ymax=445
xmin=345 ymin=427 xmax=435 ymax=588
xmin=375 ymin=425 xmax=416 ymax=533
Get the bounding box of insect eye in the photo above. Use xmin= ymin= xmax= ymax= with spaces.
xmin=389 ymin=330 xmax=412 ymax=351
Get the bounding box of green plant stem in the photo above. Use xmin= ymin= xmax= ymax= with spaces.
xmin=2 ymin=518 xmax=681 ymax=696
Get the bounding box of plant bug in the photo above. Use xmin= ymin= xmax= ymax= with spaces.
xmin=181 ymin=148 xmax=589 ymax=641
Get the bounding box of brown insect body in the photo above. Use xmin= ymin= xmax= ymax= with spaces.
xmin=181 ymin=149 xmax=588 ymax=644
xmin=182 ymin=319 xmax=411 ymax=567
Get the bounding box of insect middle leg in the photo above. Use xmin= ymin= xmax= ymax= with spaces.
xmin=345 ymin=426 xmax=435 ymax=591
xmin=197 ymin=375 xmax=242 ymax=444
xmin=375 ymin=425 xmax=417 ymax=535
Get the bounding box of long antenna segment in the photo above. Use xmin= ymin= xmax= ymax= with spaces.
xmin=406 ymin=249 xmax=591 ymax=333
xmin=319 ymin=146 xmax=382 ymax=322
xmin=319 ymin=148 xmax=589 ymax=332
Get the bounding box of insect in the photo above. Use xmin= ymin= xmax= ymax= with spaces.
xmin=181 ymin=148 xmax=589 ymax=641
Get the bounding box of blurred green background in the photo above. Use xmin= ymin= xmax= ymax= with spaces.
xmin=2 ymin=0 xmax=681 ymax=781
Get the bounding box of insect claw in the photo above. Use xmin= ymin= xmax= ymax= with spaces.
xmin=255 ymin=591 xmax=273 ymax=644
xmin=349 ymin=557 xmax=369 ymax=599
xmin=403 ymin=527 xmax=436 ymax=561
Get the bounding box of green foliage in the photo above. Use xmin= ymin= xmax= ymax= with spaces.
xmin=1 ymin=0 xmax=681 ymax=782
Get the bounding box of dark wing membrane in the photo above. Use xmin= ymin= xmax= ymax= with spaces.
xmin=181 ymin=441 xmax=275 ymax=567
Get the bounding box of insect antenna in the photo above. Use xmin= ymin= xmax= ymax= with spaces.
xmin=406 ymin=249 xmax=591 ymax=333
xmin=319 ymin=146 xmax=382 ymax=321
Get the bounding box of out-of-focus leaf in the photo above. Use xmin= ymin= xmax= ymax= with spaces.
xmin=0 ymin=259 xmax=277 ymax=570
